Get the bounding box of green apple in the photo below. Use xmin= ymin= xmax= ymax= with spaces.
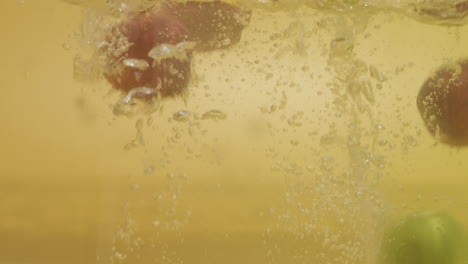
xmin=380 ymin=211 xmax=467 ymax=264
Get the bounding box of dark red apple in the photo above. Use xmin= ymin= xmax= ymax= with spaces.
xmin=417 ymin=60 xmax=468 ymax=146
xmin=101 ymin=9 xmax=192 ymax=99
xmin=100 ymin=1 xmax=250 ymax=100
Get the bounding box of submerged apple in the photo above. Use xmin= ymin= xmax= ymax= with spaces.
xmin=417 ymin=60 xmax=468 ymax=146
xmin=101 ymin=10 xmax=192 ymax=99
xmin=100 ymin=1 xmax=251 ymax=100
xmin=380 ymin=211 xmax=466 ymax=264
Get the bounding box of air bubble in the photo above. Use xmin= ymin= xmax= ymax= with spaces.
xmin=201 ymin=109 xmax=227 ymax=120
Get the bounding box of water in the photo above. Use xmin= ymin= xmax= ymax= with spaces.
xmin=1 ymin=0 xmax=468 ymax=263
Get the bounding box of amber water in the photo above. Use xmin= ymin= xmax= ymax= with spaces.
xmin=1 ymin=0 xmax=468 ymax=263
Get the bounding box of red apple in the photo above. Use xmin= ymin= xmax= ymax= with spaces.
xmin=417 ymin=60 xmax=468 ymax=146
xmin=101 ymin=9 xmax=192 ymax=99
xmin=100 ymin=1 xmax=250 ymax=100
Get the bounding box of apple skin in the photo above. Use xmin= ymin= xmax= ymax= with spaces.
xmin=100 ymin=1 xmax=251 ymax=100
xmin=417 ymin=60 xmax=468 ymax=146
xmin=101 ymin=10 xmax=191 ymax=98
xmin=380 ymin=211 xmax=467 ymax=264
